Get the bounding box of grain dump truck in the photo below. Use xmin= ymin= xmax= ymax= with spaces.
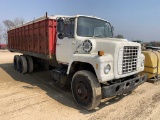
xmin=8 ymin=14 xmax=147 ymax=110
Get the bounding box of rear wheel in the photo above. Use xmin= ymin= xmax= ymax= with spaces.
xmin=18 ymin=55 xmax=27 ymax=74
xmin=26 ymin=56 xmax=34 ymax=73
xmin=71 ymin=70 xmax=102 ymax=110
xmin=13 ymin=55 xmax=20 ymax=71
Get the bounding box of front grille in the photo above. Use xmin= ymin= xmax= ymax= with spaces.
xmin=122 ymin=46 xmax=138 ymax=74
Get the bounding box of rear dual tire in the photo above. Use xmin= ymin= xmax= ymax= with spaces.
xmin=13 ymin=55 xmax=33 ymax=74
xmin=13 ymin=55 xmax=20 ymax=70
xmin=18 ymin=55 xmax=27 ymax=74
xmin=26 ymin=56 xmax=33 ymax=73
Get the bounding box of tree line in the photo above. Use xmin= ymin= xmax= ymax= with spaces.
xmin=145 ymin=41 xmax=160 ymax=47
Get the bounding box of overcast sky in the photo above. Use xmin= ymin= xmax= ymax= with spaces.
xmin=0 ymin=0 xmax=160 ymax=42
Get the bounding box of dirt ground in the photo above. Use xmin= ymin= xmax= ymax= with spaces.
xmin=0 ymin=50 xmax=160 ymax=120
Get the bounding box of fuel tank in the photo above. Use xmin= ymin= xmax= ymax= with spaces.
xmin=141 ymin=50 xmax=160 ymax=79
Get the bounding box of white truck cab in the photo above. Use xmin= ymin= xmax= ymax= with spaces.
xmin=54 ymin=15 xmax=147 ymax=110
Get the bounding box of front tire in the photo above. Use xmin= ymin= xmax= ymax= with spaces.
xmin=71 ymin=70 xmax=102 ymax=110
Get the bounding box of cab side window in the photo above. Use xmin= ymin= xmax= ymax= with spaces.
xmin=64 ymin=19 xmax=75 ymax=38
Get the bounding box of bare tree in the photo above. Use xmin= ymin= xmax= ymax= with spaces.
xmin=0 ymin=24 xmax=2 ymax=32
xmin=0 ymin=24 xmax=3 ymax=44
xmin=2 ymin=30 xmax=8 ymax=44
xmin=3 ymin=18 xmax=25 ymax=29
xmin=3 ymin=20 xmax=14 ymax=44
xmin=3 ymin=20 xmax=15 ymax=29
xmin=14 ymin=17 xmax=25 ymax=26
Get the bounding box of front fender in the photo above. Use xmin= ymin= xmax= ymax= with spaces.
xmin=67 ymin=54 xmax=114 ymax=83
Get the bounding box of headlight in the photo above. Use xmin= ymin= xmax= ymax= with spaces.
xmin=82 ymin=40 xmax=92 ymax=53
xmin=141 ymin=61 xmax=144 ymax=67
xmin=104 ymin=64 xmax=111 ymax=74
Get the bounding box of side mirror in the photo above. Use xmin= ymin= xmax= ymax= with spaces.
xmin=57 ymin=18 xmax=64 ymax=33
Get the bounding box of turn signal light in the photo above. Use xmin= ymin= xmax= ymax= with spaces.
xmin=98 ymin=51 xmax=104 ymax=56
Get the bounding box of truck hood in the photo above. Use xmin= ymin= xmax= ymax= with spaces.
xmin=86 ymin=37 xmax=142 ymax=79
xmin=87 ymin=37 xmax=141 ymax=56
xmin=75 ymin=37 xmax=142 ymax=80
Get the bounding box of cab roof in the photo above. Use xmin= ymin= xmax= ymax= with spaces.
xmin=9 ymin=14 xmax=109 ymax=30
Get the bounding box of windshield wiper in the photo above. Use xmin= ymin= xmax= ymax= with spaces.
xmin=83 ymin=35 xmax=94 ymax=37
xmin=94 ymin=35 xmax=104 ymax=38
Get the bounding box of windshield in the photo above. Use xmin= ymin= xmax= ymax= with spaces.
xmin=77 ymin=16 xmax=113 ymax=38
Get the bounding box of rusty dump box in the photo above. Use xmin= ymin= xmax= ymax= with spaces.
xmin=8 ymin=16 xmax=57 ymax=59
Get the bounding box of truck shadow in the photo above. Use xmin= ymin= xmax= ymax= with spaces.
xmin=0 ymin=63 xmax=132 ymax=114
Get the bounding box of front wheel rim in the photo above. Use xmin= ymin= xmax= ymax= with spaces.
xmin=72 ymin=76 xmax=93 ymax=108
xmin=76 ymin=81 xmax=88 ymax=100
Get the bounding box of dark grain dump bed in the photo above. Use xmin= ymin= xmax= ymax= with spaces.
xmin=8 ymin=16 xmax=57 ymax=59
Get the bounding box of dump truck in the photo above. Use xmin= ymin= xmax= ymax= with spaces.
xmin=8 ymin=14 xmax=147 ymax=110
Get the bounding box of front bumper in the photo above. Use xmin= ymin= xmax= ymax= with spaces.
xmin=102 ymin=74 xmax=147 ymax=98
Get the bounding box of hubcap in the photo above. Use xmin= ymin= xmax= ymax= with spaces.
xmin=77 ymin=88 xmax=82 ymax=94
xmin=77 ymin=82 xmax=88 ymax=100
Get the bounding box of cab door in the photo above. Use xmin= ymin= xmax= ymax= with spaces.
xmin=56 ymin=19 xmax=75 ymax=64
